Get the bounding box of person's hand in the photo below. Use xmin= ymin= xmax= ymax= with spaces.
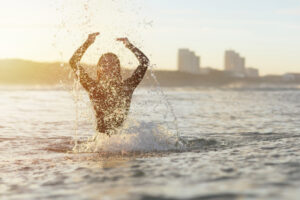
xmin=116 ymin=37 xmax=131 ymax=47
xmin=87 ymin=32 xmax=100 ymax=44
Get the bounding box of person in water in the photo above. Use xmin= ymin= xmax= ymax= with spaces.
xmin=69 ymin=32 xmax=149 ymax=136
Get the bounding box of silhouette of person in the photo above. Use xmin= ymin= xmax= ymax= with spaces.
xmin=69 ymin=32 xmax=149 ymax=136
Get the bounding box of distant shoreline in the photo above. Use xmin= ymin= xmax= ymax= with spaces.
xmin=0 ymin=59 xmax=299 ymax=87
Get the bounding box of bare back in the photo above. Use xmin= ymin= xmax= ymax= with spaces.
xmin=87 ymin=80 xmax=135 ymax=134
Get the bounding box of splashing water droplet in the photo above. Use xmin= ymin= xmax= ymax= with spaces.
xmin=52 ymin=0 xmax=183 ymax=153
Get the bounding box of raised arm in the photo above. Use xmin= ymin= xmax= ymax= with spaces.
xmin=117 ymin=38 xmax=149 ymax=89
xmin=69 ymin=32 xmax=99 ymax=91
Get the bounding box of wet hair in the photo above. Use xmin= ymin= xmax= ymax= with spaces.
xmin=97 ymin=53 xmax=121 ymax=74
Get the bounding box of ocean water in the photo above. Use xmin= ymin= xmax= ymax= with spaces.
xmin=0 ymin=87 xmax=300 ymax=200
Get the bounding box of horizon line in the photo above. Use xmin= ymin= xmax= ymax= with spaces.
xmin=0 ymin=57 xmax=299 ymax=76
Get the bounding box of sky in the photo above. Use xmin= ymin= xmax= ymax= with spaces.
xmin=0 ymin=0 xmax=300 ymax=75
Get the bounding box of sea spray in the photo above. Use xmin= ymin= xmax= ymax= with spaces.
xmin=73 ymin=121 xmax=184 ymax=153
xmin=71 ymin=70 xmax=83 ymax=148
xmin=148 ymin=64 xmax=180 ymax=138
xmin=54 ymin=0 xmax=184 ymax=153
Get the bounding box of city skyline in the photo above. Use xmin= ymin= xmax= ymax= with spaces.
xmin=177 ymin=48 xmax=260 ymax=77
xmin=0 ymin=0 xmax=300 ymax=75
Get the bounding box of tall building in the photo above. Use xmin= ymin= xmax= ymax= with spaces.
xmin=177 ymin=49 xmax=201 ymax=74
xmin=224 ymin=50 xmax=245 ymax=75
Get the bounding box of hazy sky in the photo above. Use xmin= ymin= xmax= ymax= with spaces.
xmin=0 ymin=0 xmax=300 ymax=75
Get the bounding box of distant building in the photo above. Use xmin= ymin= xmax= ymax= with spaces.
xmin=245 ymin=67 xmax=259 ymax=78
xmin=200 ymin=67 xmax=213 ymax=75
xmin=178 ymin=49 xmax=201 ymax=74
xmin=224 ymin=50 xmax=245 ymax=76
xmin=282 ymin=73 xmax=300 ymax=81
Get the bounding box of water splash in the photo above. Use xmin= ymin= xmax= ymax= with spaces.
xmin=149 ymin=64 xmax=180 ymax=138
xmin=73 ymin=122 xmax=184 ymax=153
xmin=71 ymin=75 xmax=81 ymax=146
xmin=53 ymin=0 xmax=183 ymax=153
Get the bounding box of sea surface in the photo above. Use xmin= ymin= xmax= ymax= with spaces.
xmin=0 ymin=86 xmax=300 ymax=200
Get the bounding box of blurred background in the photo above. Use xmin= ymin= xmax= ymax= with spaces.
xmin=0 ymin=0 xmax=299 ymax=86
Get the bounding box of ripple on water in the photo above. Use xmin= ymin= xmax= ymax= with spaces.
xmin=1 ymin=89 xmax=300 ymax=200
xmin=139 ymin=193 xmax=257 ymax=200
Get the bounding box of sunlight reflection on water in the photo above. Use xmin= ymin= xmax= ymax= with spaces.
xmin=0 ymin=88 xmax=300 ymax=200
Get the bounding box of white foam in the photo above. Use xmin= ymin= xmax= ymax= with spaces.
xmin=73 ymin=122 xmax=184 ymax=153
